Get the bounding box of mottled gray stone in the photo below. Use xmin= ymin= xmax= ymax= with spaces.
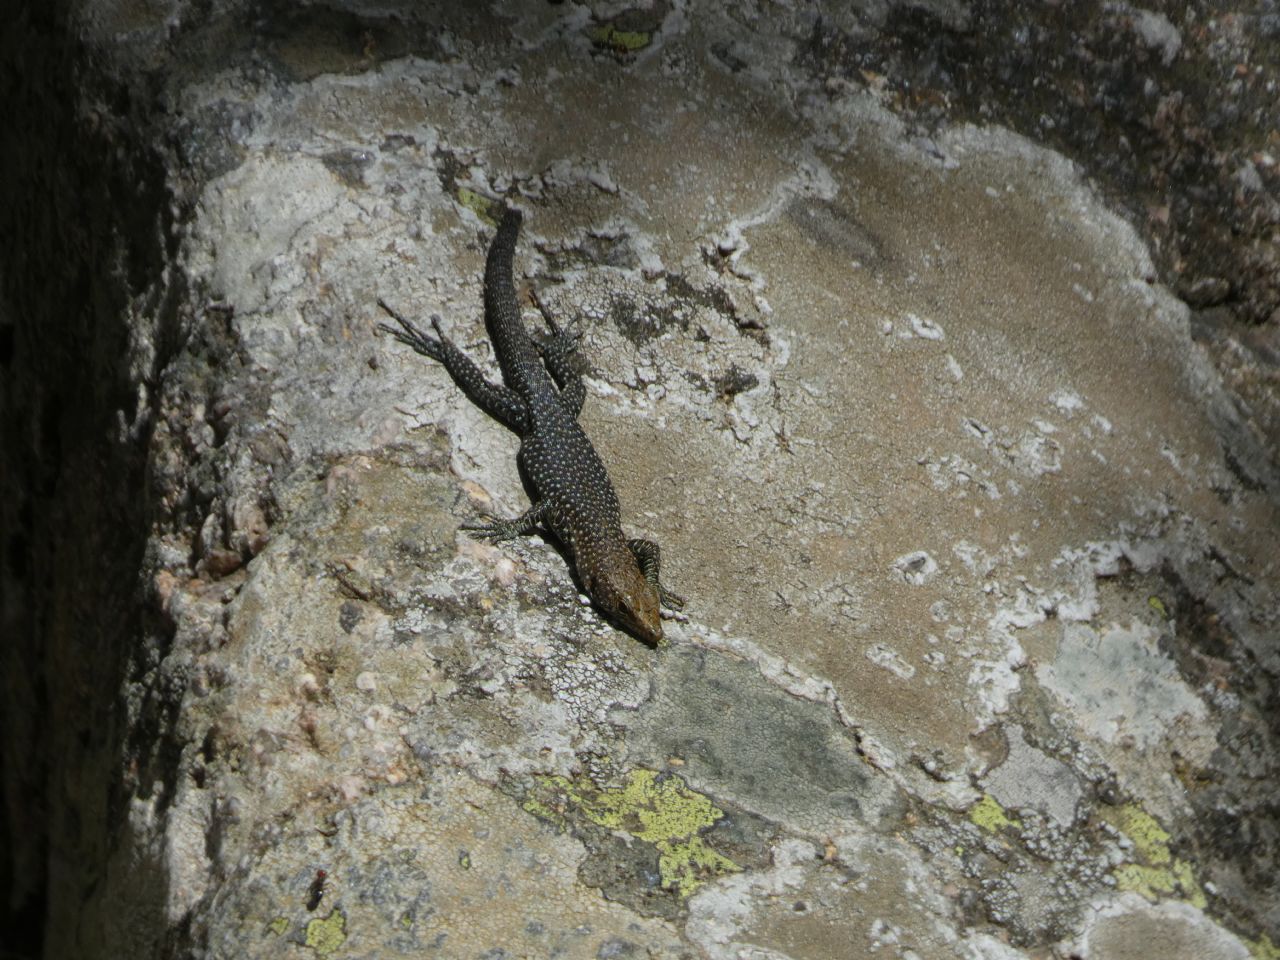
xmin=4 ymin=1 xmax=1279 ymax=958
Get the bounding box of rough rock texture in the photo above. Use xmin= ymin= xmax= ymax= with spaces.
xmin=3 ymin=1 xmax=1279 ymax=958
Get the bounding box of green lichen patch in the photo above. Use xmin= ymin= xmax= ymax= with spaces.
xmin=304 ymin=908 xmax=348 ymax=956
xmin=969 ymin=794 xmax=1022 ymax=834
xmin=527 ymin=768 xmax=740 ymax=898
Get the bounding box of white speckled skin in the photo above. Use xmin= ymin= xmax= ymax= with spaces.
xmin=379 ymin=208 xmax=679 ymax=644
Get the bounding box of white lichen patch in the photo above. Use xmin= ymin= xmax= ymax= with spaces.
xmin=983 ymin=728 xmax=1081 ymax=828
xmin=966 ymin=640 xmax=1029 ymax=730
xmin=1050 ymin=390 xmax=1085 ymax=415
xmin=922 ymin=453 xmax=1002 ymax=499
xmin=961 ymin=416 xmax=1064 ymax=477
xmin=687 ymin=832 xmax=985 ymax=960
xmin=1048 ymin=540 xmax=1133 ymax=622
xmin=685 ymin=839 xmax=816 ymax=959
xmin=190 ymin=155 xmax=350 ymax=320
xmin=892 ymin=550 xmax=939 ymax=585
xmin=1038 ymin=621 xmax=1207 ymax=749
xmin=1072 ymin=893 xmax=1250 ymax=960
xmin=865 ymin=643 xmax=917 ymax=680
xmin=907 ymin=313 xmax=946 ymax=340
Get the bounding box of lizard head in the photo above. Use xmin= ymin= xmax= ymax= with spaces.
xmin=584 ymin=549 xmax=663 ymax=646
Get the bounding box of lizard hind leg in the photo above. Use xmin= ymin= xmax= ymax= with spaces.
xmin=531 ymin=291 xmax=586 ymax=416
xmin=377 ymin=299 xmax=529 ymax=433
xmin=628 ymin=538 xmax=686 ymax=610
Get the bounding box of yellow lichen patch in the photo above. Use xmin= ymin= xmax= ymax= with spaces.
xmin=266 ymin=916 xmax=290 ymax=937
xmin=304 ymin=909 xmax=347 ymax=956
xmin=1110 ymin=804 xmax=1205 ymax=908
xmin=656 ymin=835 xmax=740 ymax=898
xmin=1170 ymin=859 xmax=1207 ymax=909
xmin=530 ymin=769 xmax=739 ymax=896
xmin=969 ymin=794 xmax=1022 ymax=833
xmin=1147 ymin=595 xmax=1169 ymax=618
xmin=1113 ymin=863 xmax=1179 ymax=900
xmin=588 ymin=25 xmax=652 ymax=52
xmin=1116 ymin=804 xmax=1171 ymax=864
xmin=521 ymin=794 xmax=569 ymax=830
xmin=1113 ymin=855 xmax=1205 ymax=908
xmin=456 ymin=187 xmax=498 ymax=225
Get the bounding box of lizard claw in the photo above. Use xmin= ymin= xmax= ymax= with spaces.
xmin=531 ymin=290 xmax=581 ymax=344
xmin=377 ymin=300 xmax=448 ymax=361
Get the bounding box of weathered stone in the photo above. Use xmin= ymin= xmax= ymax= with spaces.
xmin=4 ymin=2 xmax=1279 ymax=958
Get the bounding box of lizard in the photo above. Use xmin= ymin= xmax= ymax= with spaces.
xmin=377 ymin=206 xmax=683 ymax=645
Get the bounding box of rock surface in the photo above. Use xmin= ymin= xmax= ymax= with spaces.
xmin=3 ymin=2 xmax=1279 ymax=958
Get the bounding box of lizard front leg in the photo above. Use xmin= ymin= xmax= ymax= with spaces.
xmin=628 ymin=538 xmax=685 ymax=610
xmin=462 ymin=501 xmax=552 ymax=542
